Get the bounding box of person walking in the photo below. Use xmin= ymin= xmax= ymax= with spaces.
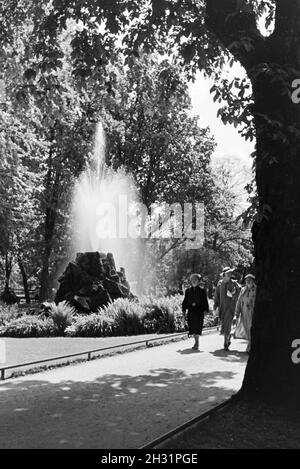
xmin=214 ymin=270 xmax=226 ymax=334
xmin=182 ymin=273 xmax=209 ymax=350
xmin=214 ymin=267 xmax=240 ymax=350
xmin=234 ymin=273 xmax=256 ymax=353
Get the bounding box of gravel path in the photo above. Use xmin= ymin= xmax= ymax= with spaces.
xmin=0 ymin=332 xmax=248 ymax=449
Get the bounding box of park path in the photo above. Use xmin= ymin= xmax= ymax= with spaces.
xmin=0 ymin=332 xmax=248 ymax=449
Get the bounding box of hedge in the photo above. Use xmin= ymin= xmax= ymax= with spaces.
xmin=0 ymin=295 xmax=218 ymax=338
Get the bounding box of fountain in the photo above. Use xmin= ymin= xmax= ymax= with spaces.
xmin=55 ymin=123 xmax=139 ymax=312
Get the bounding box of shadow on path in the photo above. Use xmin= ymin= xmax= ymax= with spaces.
xmin=211 ymin=349 xmax=248 ymax=363
xmin=0 ymin=367 xmax=240 ymax=449
xmin=176 ymin=348 xmax=203 ymax=355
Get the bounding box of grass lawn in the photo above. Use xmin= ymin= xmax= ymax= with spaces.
xmin=160 ymin=400 xmax=300 ymax=449
xmin=1 ymin=333 xmax=188 ymax=378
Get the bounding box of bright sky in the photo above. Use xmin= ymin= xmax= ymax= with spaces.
xmin=187 ymin=11 xmax=271 ymax=166
xmin=188 ymin=65 xmax=255 ymax=210
xmin=189 ymin=70 xmax=255 ymax=164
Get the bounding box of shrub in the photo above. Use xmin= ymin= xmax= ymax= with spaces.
xmin=0 ymin=316 xmax=54 ymax=337
xmin=113 ymin=310 xmax=144 ymax=335
xmin=143 ymin=306 xmax=174 ymax=333
xmin=67 ymin=299 xmax=145 ymax=337
xmin=48 ymin=301 xmax=76 ymax=336
xmin=139 ymin=294 xmax=186 ymax=333
xmin=66 ymin=313 xmax=115 ymax=337
xmin=204 ymin=310 xmax=219 ymax=328
xmin=100 ymin=298 xmax=145 ymax=336
xmin=0 ymin=294 xmax=217 ymax=338
xmin=99 ymin=298 xmax=144 ymax=318
xmin=0 ymin=302 xmax=23 ymax=326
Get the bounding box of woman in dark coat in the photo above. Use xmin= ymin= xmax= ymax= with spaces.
xmin=182 ymin=273 xmax=209 ymax=350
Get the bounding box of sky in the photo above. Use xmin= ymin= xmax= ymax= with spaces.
xmin=187 ymin=12 xmax=270 ymax=166
xmin=188 ymin=66 xmax=255 ymax=210
xmin=188 ymin=69 xmax=255 ymax=164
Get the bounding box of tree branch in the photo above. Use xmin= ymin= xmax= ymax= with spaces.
xmin=206 ymin=0 xmax=266 ymax=68
xmin=271 ymin=0 xmax=300 ymax=57
xmin=274 ymin=0 xmax=300 ymax=36
xmin=216 ymin=236 xmax=248 ymax=249
xmin=157 ymin=237 xmax=188 ymax=261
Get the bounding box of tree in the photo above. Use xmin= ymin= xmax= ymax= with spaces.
xmin=101 ymin=52 xmax=217 ymax=293
xmin=106 ymin=58 xmax=252 ymax=300
xmin=152 ymin=158 xmax=253 ymax=297
xmin=118 ymin=0 xmax=299 ymax=403
xmin=0 ymin=10 xmax=108 ymax=301
xmin=0 ymin=67 xmax=45 ymax=302
xmin=204 ymin=159 xmax=253 ymax=284
xmin=3 ymin=0 xmax=299 ymax=402
xmin=102 ymin=53 xmax=215 ymax=206
xmin=205 ymin=0 xmax=300 ymax=403
xmin=22 ymin=0 xmax=300 ymax=403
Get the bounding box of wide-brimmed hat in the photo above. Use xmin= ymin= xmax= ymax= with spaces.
xmin=222 ymin=267 xmax=234 ymax=274
xmin=190 ymin=273 xmax=202 ymax=281
xmin=245 ymin=273 xmax=255 ymax=280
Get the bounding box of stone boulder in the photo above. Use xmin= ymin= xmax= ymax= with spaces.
xmin=54 ymin=252 xmax=133 ymax=313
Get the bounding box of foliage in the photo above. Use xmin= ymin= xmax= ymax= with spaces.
xmin=70 ymin=295 xmax=187 ymax=337
xmin=99 ymin=53 xmax=219 ymax=294
xmin=65 ymin=313 xmax=115 ymax=338
xmin=0 ymin=316 xmax=54 ymax=337
xmin=204 ymin=310 xmax=219 ymax=328
xmin=141 ymin=155 xmax=254 ymax=294
xmin=99 ymin=298 xmax=145 ymax=336
xmin=0 ymin=302 xmax=22 ymax=326
xmin=68 ymin=295 xmax=187 ymax=337
xmin=139 ymin=294 xmax=186 ymax=333
xmin=0 ymin=12 xmax=108 ymax=300
xmin=0 ymin=294 xmax=218 ymax=337
xmin=113 ymin=310 xmax=144 ymax=336
xmin=103 ymin=54 xmax=216 ymax=208
xmin=205 ymin=158 xmax=253 ymax=267
xmin=99 ymin=297 xmax=144 ymax=318
xmin=48 ymin=300 xmax=76 ymax=336
xmin=0 ymin=2 xmax=253 ymax=305
xmin=3 ymin=0 xmax=300 ymax=400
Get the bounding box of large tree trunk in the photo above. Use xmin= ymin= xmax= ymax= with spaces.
xmin=241 ymin=65 xmax=300 ymax=402
xmin=39 ymin=206 xmax=58 ymax=301
xmin=206 ymin=0 xmax=300 ymax=403
xmin=39 ymin=233 xmax=54 ymax=301
xmin=4 ymin=252 xmax=12 ymax=290
xmin=18 ymin=258 xmax=31 ymax=304
xmin=39 ymin=131 xmax=61 ymax=302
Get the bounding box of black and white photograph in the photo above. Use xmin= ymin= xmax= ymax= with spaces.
xmin=0 ymin=0 xmax=299 ymax=456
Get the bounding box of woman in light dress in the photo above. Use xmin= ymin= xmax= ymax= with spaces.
xmin=234 ymin=274 xmax=256 ymax=353
xmin=214 ymin=267 xmax=240 ymax=351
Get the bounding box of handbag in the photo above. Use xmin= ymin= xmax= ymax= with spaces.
xmin=233 ymin=317 xmax=247 ymax=340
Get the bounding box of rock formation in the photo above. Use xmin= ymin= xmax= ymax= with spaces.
xmin=55 ymin=252 xmax=133 ymax=313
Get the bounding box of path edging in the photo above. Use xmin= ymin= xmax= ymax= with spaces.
xmin=140 ymin=396 xmax=236 ymax=449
